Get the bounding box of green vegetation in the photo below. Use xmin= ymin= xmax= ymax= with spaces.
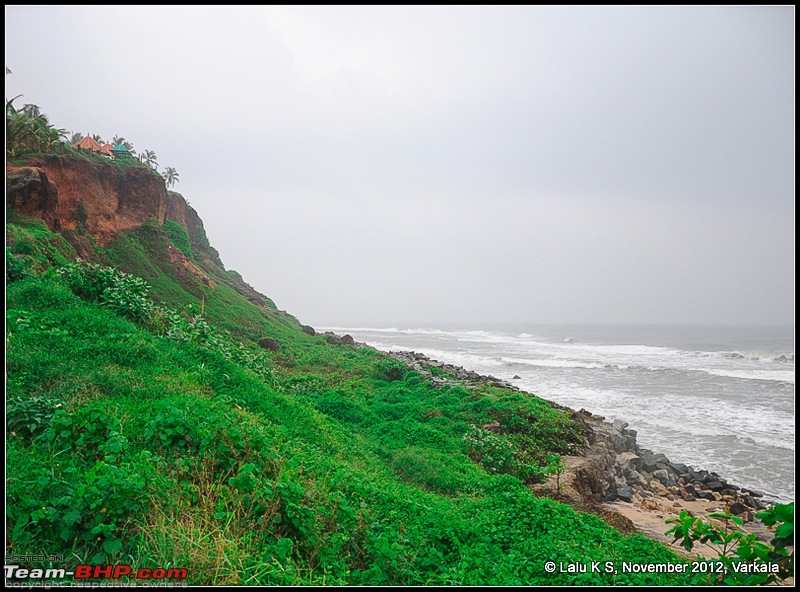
xmin=6 ymin=147 xmax=792 ymax=584
xmin=6 ymin=96 xmax=66 ymax=159
xmin=163 ymin=220 xmax=193 ymax=258
xmin=5 ymin=95 xmax=167 ymax=180
xmin=665 ymin=503 xmax=794 ymax=585
xmin=5 ymin=213 xmax=693 ymax=585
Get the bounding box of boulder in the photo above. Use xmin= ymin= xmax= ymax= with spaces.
xmin=616 ymin=484 xmax=634 ymax=502
xmin=741 ymin=494 xmax=758 ymax=509
xmin=637 ymin=452 xmax=670 ymax=472
xmin=301 ymin=325 xmax=316 ymax=336
xmin=674 ymin=463 xmax=692 ymax=475
xmin=258 ymin=337 xmax=280 ymax=352
xmin=739 ymin=511 xmax=755 ymax=523
xmin=728 ymin=502 xmax=748 ymax=516
xmin=652 ymin=469 xmax=671 ymax=484
xmin=340 ymin=334 xmax=356 ymax=346
xmin=616 ymin=452 xmax=640 ymax=468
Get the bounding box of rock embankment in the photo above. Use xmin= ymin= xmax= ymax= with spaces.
xmin=385 ymin=350 xmax=769 ymax=523
xmin=566 ymin=410 xmax=769 ymax=522
xmin=388 ymin=350 xmax=519 ymax=390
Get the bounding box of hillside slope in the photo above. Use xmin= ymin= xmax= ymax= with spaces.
xmin=6 ymin=154 xmax=699 ymax=585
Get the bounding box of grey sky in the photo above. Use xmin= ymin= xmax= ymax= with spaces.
xmin=5 ymin=6 xmax=794 ymax=326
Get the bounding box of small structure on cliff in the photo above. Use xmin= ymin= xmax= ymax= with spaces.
xmin=71 ymin=135 xmax=113 ymax=157
xmin=111 ymin=143 xmax=132 ymax=160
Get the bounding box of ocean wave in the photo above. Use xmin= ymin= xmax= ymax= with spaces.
xmin=635 ymin=418 xmax=797 ymax=452
xmin=699 ymin=368 xmax=795 ymax=383
xmin=500 ymin=357 xmax=606 ymax=369
xmin=697 ymin=350 xmax=795 ymax=363
xmin=318 ymin=326 xmax=401 ymax=334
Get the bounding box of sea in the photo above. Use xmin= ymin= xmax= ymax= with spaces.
xmin=320 ymin=324 xmax=795 ymax=504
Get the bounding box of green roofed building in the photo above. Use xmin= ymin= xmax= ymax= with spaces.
xmin=111 ymin=144 xmax=131 ymax=160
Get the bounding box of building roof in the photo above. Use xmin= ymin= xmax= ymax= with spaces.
xmin=100 ymin=143 xmax=113 ymax=156
xmin=111 ymin=144 xmax=130 ymax=154
xmin=71 ymin=135 xmax=103 ymax=152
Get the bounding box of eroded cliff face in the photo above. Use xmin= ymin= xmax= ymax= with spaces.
xmin=7 ymin=155 xmax=168 ymax=245
xmin=7 ymin=153 xmax=280 ymax=313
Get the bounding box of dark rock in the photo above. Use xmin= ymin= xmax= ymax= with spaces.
xmin=258 ymin=337 xmax=280 ymax=352
xmin=683 ymin=484 xmax=699 ymax=497
xmin=706 ymin=480 xmax=725 ymax=492
xmin=513 ymin=375 xmax=521 ymax=379
xmin=694 ymin=470 xmax=709 ymax=482
xmin=741 ymin=494 xmax=758 ymax=508
xmin=301 ymin=325 xmax=316 ymax=336
xmin=325 ymin=336 xmax=341 ymax=345
xmin=616 ymin=485 xmax=634 ymax=502
xmin=637 ymin=452 xmax=669 ymax=473
xmin=652 ymin=469 xmax=676 ymax=486
xmin=728 ymin=502 xmax=748 ymax=516
xmin=340 ymin=334 xmax=356 ymax=346
xmin=671 ymin=462 xmax=690 ymax=475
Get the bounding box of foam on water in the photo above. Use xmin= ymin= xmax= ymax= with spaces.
xmin=699 ymin=368 xmax=794 ymax=383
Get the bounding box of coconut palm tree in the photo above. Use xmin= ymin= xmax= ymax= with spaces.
xmin=142 ymin=149 xmax=158 ymax=170
xmin=21 ymin=103 xmax=41 ymax=118
xmin=69 ymin=132 xmax=84 ymax=145
xmin=162 ymin=167 xmax=179 ymax=188
xmin=91 ymin=133 xmax=104 ymax=144
xmin=112 ymin=135 xmax=125 ymax=147
xmin=6 ymin=97 xmax=64 ymax=157
xmin=122 ymin=140 xmax=136 ymax=157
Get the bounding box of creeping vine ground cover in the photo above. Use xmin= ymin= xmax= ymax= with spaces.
xmin=5 ymin=214 xmax=784 ymax=585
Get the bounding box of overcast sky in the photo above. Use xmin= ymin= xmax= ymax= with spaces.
xmin=5 ymin=6 xmax=795 ymax=327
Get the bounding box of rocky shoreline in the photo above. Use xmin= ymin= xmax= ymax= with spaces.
xmin=383 ymin=348 xmax=773 ymax=534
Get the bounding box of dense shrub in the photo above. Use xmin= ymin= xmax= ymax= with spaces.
xmin=57 ymin=262 xmax=155 ymax=323
xmin=373 ymin=358 xmax=405 ymax=382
